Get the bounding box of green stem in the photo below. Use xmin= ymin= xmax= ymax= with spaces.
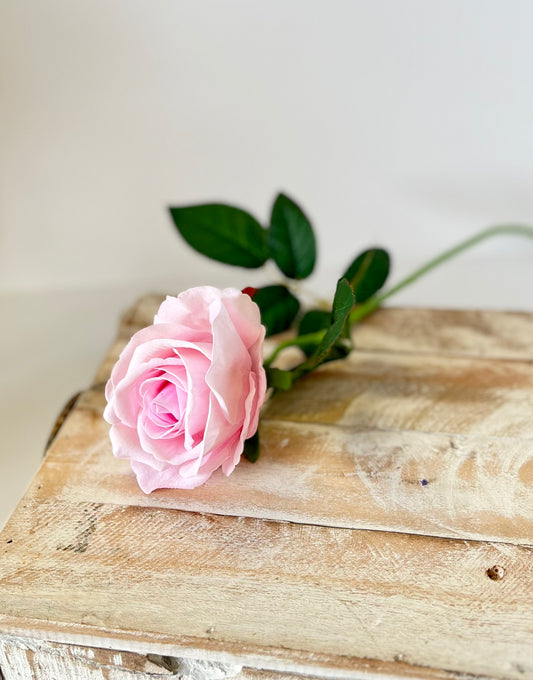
xmin=263 ymin=224 xmax=533 ymax=367
xmin=263 ymin=330 xmax=325 ymax=367
xmin=348 ymin=224 xmax=533 ymax=325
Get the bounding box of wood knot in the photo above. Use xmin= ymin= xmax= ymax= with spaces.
xmin=486 ymin=565 xmax=505 ymax=581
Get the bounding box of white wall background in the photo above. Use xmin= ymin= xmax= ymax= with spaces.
xmin=1 ymin=0 xmax=533 ymax=526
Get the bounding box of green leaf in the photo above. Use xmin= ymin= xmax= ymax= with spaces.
xmin=296 ymin=278 xmax=354 ymax=375
xmin=268 ymin=193 xmax=316 ymax=279
xmin=265 ymin=366 xmax=294 ymax=391
xmin=169 ymin=203 xmax=269 ymax=268
xmin=297 ymin=309 xmax=332 ymax=357
xmin=243 ymin=431 xmax=260 ymax=463
xmin=343 ymin=248 xmax=390 ymax=303
xmin=298 ymin=309 xmax=332 ymax=336
xmin=313 ymin=278 xmax=354 ymax=362
xmin=253 ymin=285 xmax=300 ymax=337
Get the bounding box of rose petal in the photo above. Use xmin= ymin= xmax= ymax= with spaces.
xmin=222 ymin=290 xmax=264 ymax=349
xmin=177 ymin=347 xmax=211 ymax=448
xmin=130 ymin=458 xmax=211 ymax=493
xmin=109 ymin=423 xmax=169 ymax=471
xmin=205 ymin=298 xmax=251 ymax=424
xmin=109 ymin=340 xmax=211 ymax=427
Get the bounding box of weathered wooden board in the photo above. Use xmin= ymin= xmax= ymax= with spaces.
xmin=0 ymin=635 xmax=496 ymax=680
xmin=1 ymin=498 xmax=532 ymax=679
xmin=30 ymin=380 xmax=533 ymax=546
xmin=0 ymin=634 xmax=308 ymax=680
xmin=35 ymin=294 xmax=533 ymax=546
xmin=353 ymin=306 xmax=533 ymax=360
xmin=0 ymin=635 xmax=239 ymax=680
xmin=1 ymin=295 xmax=532 ymax=680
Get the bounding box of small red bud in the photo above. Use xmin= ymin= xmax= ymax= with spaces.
xmin=242 ymin=287 xmax=258 ymax=299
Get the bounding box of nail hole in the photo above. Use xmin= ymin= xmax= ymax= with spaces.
xmin=487 ymin=565 xmax=505 ymax=581
xmin=6 ymin=539 xmax=13 ymax=544
xmin=420 ymin=479 xmax=428 ymax=486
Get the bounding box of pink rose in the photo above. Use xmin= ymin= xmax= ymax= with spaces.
xmin=104 ymin=287 xmax=267 ymax=492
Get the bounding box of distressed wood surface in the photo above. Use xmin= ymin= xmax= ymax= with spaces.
xmin=353 ymin=306 xmax=533 ymax=360
xmin=1 ymin=499 xmax=532 ymax=679
xmin=0 ymin=635 xmax=294 ymax=680
xmin=0 ymin=635 xmax=237 ymax=679
xmin=1 ymin=295 xmax=533 ymax=680
xmin=32 ymin=380 xmax=533 ymax=546
xmin=42 ymin=295 xmax=533 ymax=545
xmin=0 ymin=636 xmax=499 ymax=680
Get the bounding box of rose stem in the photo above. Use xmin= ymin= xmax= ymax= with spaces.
xmin=264 ymin=224 xmax=533 ymax=367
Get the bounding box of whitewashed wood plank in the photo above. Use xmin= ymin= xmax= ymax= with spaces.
xmin=39 ymin=344 xmax=533 ymax=546
xmin=352 ymin=307 xmax=533 ymax=360
xmin=0 ymin=635 xmax=177 ymax=679
xmin=0 ymin=633 xmax=497 ymax=680
xmin=0 ymin=501 xmax=531 ymax=679
xmin=263 ymin=349 xmax=533 ymax=437
xmin=0 ymin=635 xmax=268 ymax=680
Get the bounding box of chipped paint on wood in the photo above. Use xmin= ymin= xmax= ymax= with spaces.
xmin=0 ymin=635 xmax=243 ymax=679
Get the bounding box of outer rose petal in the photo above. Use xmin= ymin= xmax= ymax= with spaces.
xmin=131 ymin=458 xmax=211 ymax=493
xmin=206 ymin=297 xmax=251 ymax=423
xmin=104 ymin=287 xmax=267 ymax=492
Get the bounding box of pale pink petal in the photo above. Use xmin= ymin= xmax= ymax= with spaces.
xmin=221 ymin=373 xmax=257 ymax=476
xmin=105 ymin=325 xmax=184 ymax=397
xmin=140 ymin=379 xmax=187 ymax=437
xmin=137 ymin=415 xmax=189 ymax=463
xmin=206 ymin=299 xmax=250 ymax=424
xmin=222 ymin=290 xmax=264 ymax=349
xmin=178 ymin=432 xmax=238 ymax=478
xmin=194 ymin=392 xmax=236 ymax=474
xmin=110 ymin=341 xmax=210 ymax=426
xmin=245 ymin=336 xmax=267 ymax=435
xmin=130 ymin=459 xmax=211 ymax=493
xmin=155 ymin=288 xmax=225 ymax=335
xmin=177 ymin=347 xmax=212 ymax=448
xmin=109 ymin=424 xmax=169 ymax=472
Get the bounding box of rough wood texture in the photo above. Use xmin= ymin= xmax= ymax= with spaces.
xmin=0 ymin=635 xmax=284 ymax=680
xmin=40 ymin=296 xmax=533 ymax=546
xmin=0 ymin=636 xmax=489 ymax=680
xmin=1 ymin=295 xmax=532 ymax=680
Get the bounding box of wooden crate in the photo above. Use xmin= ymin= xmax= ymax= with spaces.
xmin=1 ymin=295 xmax=532 ymax=680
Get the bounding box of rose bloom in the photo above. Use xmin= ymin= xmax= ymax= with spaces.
xmin=104 ymin=287 xmax=266 ymax=492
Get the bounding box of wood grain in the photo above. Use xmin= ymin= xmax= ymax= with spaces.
xmin=0 ymin=635 xmax=286 ymax=680
xmin=0 ymin=635 xmax=496 ymax=680
xmin=39 ymin=350 xmax=533 ymax=545
xmin=353 ymin=306 xmax=533 ymax=360
xmin=1 ymin=499 xmax=532 ymax=679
